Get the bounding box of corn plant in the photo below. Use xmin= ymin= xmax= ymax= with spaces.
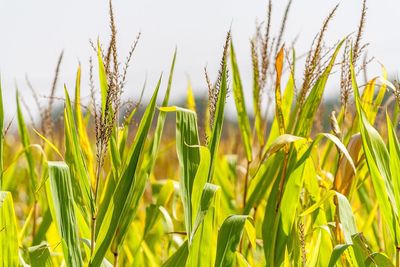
xmin=2 ymin=0 xmax=400 ymax=266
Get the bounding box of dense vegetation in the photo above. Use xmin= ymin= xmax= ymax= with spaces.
xmin=1 ymin=0 xmax=400 ymax=266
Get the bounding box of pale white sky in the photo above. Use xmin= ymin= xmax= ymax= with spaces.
xmin=0 ymin=0 xmax=399 ymax=120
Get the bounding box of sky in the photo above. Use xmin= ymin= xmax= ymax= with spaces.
xmin=0 ymin=0 xmax=399 ymax=121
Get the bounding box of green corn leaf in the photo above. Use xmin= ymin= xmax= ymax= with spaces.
xmin=280 ymin=153 xmax=314 ymax=238
xmin=328 ymin=244 xmax=351 ymax=267
xmin=113 ymin=53 xmax=177 ymax=251
xmin=262 ymin=134 xmax=305 ymax=160
xmin=300 ymin=190 xmax=336 ymax=217
xmin=32 ymin=208 xmax=52 ymax=245
xmin=29 ymin=244 xmax=53 ymax=267
xmin=0 ymin=191 xmax=19 ymax=266
xmin=369 ymin=66 xmax=387 ymax=123
xmin=81 ymin=239 xmax=112 ymax=267
xmin=93 ymin=171 xmax=115 ymax=237
xmin=109 ymin=134 xmax=121 ymax=170
xmin=336 ymin=192 xmax=357 ymax=244
xmin=16 ymin=91 xmax=37 ymax=192
xmin=351 ymin=55 xmax=400 ymax=246
xmin=261 ymin=136 xmax=313 ymax=266
xmin=111 ymin=168 xmax=148 ymax=251
xmin=244 ymin=152 xmax=283 ymax=214
xmin=263 ymin=143 xmax=312 ymax=266
xmin=291 ymin=39 xmax=344 ymax=137
xmin=188 ymin=183 xmax=220 ymax=267
xmin=73 ymin=65 xmax=95 ymax=187
xmin=245 ymin=134 xmax=306 ymax=214
xmin=176 ymin=107 xmax=201 ymax=237
xmin=230 ymin=41 xmax=252 ymax=162
xmin=360 ymin=71 xmax=387 ymax=125
xmin=64 ymin=87 xmax=94 ymax=214
xmin=33 ymin=129 xmax=64 ymax=160
xmin=46 ymin=161 xmax=83 ymax=267
xmin=298 ymin=133 xmax=356 ymax=176
xmin=215 ymin=215 xmax=248 ymax=267
xmin=191 ymin=147 xmax=211 ymax=226
xmin=90 ymin=77 xmax=161 ymax=266
xmin=162 ymin=241 xmax=189 ymax=267
xmin=143 ymin=180 xmax=174 ymax=239
xmin=386 ymin=112 xmax=400 ymax=212
xmin=365 ymin=252 xmax=394 ymax=267
xmin=159 ymin=106 xmax=201 ymax=237
xmin=352 ymin=233 xmax=372 ymax=267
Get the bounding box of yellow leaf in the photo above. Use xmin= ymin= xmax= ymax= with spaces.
xmin=186 ymin=80 xmax=196 ymax=112
xmin=275 ymin=46 xmax=286 ymax=136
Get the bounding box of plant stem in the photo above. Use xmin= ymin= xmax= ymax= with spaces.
xmin=91 ymin=153 xmax=103 ymax=255
xmin=93 ymin=149 xmax=104 ymax=205
xmin=276 ymin=151 xmax=289 ymax=211
xmin=32 ymin=200 xmax=37 ymax=240
xmin=333 ymin=196 xmax=341 ymax=242
xmin=113 ymin=251 xmax=119 ymax=267
xmin=396 ymin=246 xmax=400 ymax=267
xmin=242 ymin=160 xmax=251 ymax=211
xmin=90 ymin=216 xmax=96 ymax=256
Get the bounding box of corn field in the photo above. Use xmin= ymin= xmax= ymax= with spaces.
xmin=1 ymin=0 xmax=400 ymax=266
